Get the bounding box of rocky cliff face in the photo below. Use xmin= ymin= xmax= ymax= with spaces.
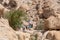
xmin=0 ymin=0 xmax=60 ymax=40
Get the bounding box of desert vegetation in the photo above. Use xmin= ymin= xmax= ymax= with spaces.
xmin=4 ymin=10 xmax=28 ymax=30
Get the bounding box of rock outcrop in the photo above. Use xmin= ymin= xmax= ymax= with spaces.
xmin=0 ymin=18 xmax=18 ymax=40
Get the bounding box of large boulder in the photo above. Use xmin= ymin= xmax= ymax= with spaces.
xmin=0 ymin=18 xmax=18 ymax=40
xmin=42 ymin=30 xmax=60 ymax=40
xmin=44 ymin=16 xmax=60 ymax=29
xmin=47 ymin=16 xmax=60 ymax=29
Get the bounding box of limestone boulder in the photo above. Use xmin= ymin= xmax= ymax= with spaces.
xmin=44 ymin=16 xmax=60 ymax=29
xmin=42 ymin=31 xmax=60 ymax=40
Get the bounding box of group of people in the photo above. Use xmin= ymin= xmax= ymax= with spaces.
xmin=21 ymin=20 xmax=33 ymax=31
xmin=20 ymin=14 xmax=39 ymax=32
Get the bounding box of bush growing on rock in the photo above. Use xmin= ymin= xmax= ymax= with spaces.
xmin=4 ymin=10 xmax=28 ymax=30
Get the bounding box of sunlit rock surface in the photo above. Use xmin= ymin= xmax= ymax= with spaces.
xmin=42 ymin=30 xmax=60 ymax=40
xmin=0 ymin=18 xmax=18 ymax=40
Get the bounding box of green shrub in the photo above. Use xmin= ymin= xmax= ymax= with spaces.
xmin=4 ymin=10 xmax=28 ymax=30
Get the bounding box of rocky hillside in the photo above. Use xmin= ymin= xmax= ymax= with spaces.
xmin=0 ymin=0 xmax=60 ymax=40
